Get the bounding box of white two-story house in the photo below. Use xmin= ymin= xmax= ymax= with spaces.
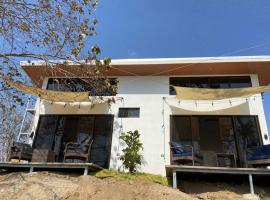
xmin=17 ymin=56 xmax=270 ymax=176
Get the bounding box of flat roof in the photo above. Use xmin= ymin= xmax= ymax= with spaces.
xmin=20 ymin=55 xmax=270 ymax=87
xmin=20 ymin=55 xmax=270 ymax=66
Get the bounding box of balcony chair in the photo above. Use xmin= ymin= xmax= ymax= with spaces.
xmin=9 ymin=142 xmax=33 ymax=162
xmin=63 ymin=135 xmax=93 ymax=163
xmin=247 ymin=144 xmax=270 ymax=167
xmin=169 ymin=141 xmax=203 ymax=166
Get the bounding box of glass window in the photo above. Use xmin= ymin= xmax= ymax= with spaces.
xmin=189 ymin=77 xmax=209 ymax=88
xmin=229 ymin=76 xmax=252 ymax=88
xmin=118 ymin=108 xmax=140 ymax=118
xmin=234 ymin=116 xmax=261 ymax=167
xmin=91 ymin=115 xmax=114 ymax=168
xmin=234 ymin=116 xmax=261 ymax=148
xmin=169 ymin=76 xmax=252 ymax=95
xmin=34 ymin=116 xmax=59 ymax=149
xmin=171 ymin=116 xmax=192 ymax=142
xmin=210 ymin=77 xmax=230 ymax=88
xmin=47 ymin=78 xmax=117 ymax=96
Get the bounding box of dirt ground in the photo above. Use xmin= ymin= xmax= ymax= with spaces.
xmin=0 ymin=171 xmax=269 ymax=200
xmin=182 ymin=181 xmax=270 ymax=200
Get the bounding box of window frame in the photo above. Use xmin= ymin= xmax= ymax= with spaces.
xmin=46 ymin=77 xmax=118 ymax=96
xmin=169 ymin=76 xmax=252 ymax=95
xmin=118 ymin=108 xmax=140 ymax=118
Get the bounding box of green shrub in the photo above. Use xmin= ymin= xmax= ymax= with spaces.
xmin=119 ymin=130 xmax=143 ymax=173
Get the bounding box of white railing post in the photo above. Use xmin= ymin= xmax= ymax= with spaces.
xmin=173 ymin=170 xmax=177 ymax=189
xmin=249 ymin=173 xmax=254 ymax=194
xmin=84 ymin=167 xmax=88 ymax=176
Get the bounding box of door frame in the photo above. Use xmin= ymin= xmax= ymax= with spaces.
xmin=33 ymin=114 xmax=114 ymax=168
xmin=170 ymin=115 xmax=263 ymax=166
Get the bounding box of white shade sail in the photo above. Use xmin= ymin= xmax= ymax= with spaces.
xmin=165 ymin=97 xmax=250 ymax=112
xmin=7 ymin=79 xmax=270 ymax=102
xmin=6 ymin=79 xmax=117 ymax=103
xmin=174 ymin=86 xmax=270 ymax=100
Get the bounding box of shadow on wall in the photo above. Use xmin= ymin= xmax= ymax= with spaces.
xmin=110 ymin=119 xmax=122 ymax=169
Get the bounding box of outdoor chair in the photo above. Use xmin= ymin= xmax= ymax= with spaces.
xmin=63 ymin=135 xmax=93 ymax=163
xmin=9 ymin=142 xmax=33 ymax=162
xmin=169 ymin=141 xmax=203 ymax=166
xmin=247 ymin=144 xmax=270 ymax=167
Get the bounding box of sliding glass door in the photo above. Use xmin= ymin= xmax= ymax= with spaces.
xmin=170 ymin=115 xmax=262 ymax=167
xmin=233 ymin=116 xmax=262 ymax=167
xmin=91 ymin=115 xmax=114 ymax=168
xmin=34 ymin=115 xmax=114 ymax=168
xmin=34 ymin=116 xmax=59 ymax=149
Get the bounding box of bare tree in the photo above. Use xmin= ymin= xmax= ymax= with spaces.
xmin=0 ymin=100 xmax=23 ymax=161
xmin=0 ymin=0 xmax=116 ymax=159
xmin=0 ymin=0 xmax=115 ymax=104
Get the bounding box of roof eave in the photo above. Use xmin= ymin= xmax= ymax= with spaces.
xmin=20 ymin=55 xmax=270 ymax=67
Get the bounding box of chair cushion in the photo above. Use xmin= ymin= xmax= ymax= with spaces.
xmin=77 ymin=133 xmax=91 ymax=145
xmin=248 ymin=144 xmax=270 ymax=161
xmin=173 ymin=151 xmax=203 ymax=160
xmin=170 ymin=141 xmax=184 ymax=154
xmin=173 ymin=151 xmax=192 ymax=157
xmin=66 ymin=146 xmax=88 ymax=153
xmin=170 ymin=141 xmax=203 ymax=160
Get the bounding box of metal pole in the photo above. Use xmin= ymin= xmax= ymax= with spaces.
xmin=29 ymin=166 xmax=34 ymax=173
xmin=249 ymin=173 xmax=254 ymax=194
xmin=173 ymin=170 xmax=177 ymax=189
xmin=18 ymin=96 xmax=31 ymax=135
xmin=18 ymin=95 xmax=32 ymax=143
xmin=84 ymin=167 xmax=88 ymax=176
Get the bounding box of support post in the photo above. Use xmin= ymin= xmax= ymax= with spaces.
xmin=249 ymin=173 xmax=254 ymax=194
xmin=192 ymin=148 xmax=195 ymax=166
xmin=172 ymin=170 xmax=177 ymax=189
xmin=84 ymin=167 xmax=88 ymax=176
xmin=29 ymin=167 xmax=34 ymax=173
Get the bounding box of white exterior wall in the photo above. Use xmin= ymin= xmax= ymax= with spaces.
xmin=31 ymin=74 xmax=269 ymax=176
xmin=249 ymin=75 xmax=269 ymax=143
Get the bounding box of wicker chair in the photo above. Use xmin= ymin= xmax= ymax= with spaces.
xmin=63 ymin=136 xmax=93 ymax=163
xmin=9 ymin=142 xmax=33 ymax=162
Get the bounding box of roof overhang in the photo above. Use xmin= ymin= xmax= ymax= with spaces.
xmin=20 ymin=56 xmax=270 ymax=87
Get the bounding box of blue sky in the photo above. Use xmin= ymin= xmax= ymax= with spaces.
xmin=94 ymin=0 xmax=270 ymax=131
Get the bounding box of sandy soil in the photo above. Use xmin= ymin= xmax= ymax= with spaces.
xmin=0 ymin=172 xmax=193 ymax=200
xmin=0 ymin=172 xmax=269 ymax=200
xmin=182 ymin=181 xmax=270 ymax=200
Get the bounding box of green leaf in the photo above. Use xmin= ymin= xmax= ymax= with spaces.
xmin=119 ymin=130 xmax=143 ymax=173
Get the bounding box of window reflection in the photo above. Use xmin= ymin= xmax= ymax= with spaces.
xmin=170 ymin=115 xmax=261 ymax=167
xmin=47 ymin=78 xmax=117 ymax=96
xmin=170 ymin=76 xmax=252 ymax=95
xmin=34 ymin=115 xmax=114 ymax=168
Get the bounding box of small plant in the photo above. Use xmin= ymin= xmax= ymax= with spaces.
xmin=119 ymin=130 xmax=143 ymax=173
